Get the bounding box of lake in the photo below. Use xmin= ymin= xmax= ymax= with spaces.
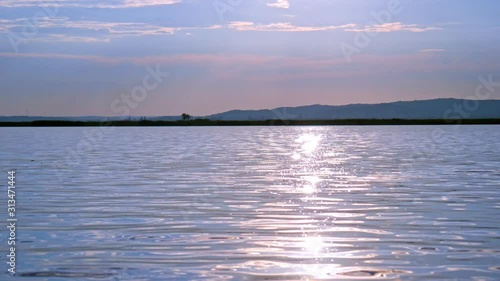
xmin=0 ymin=126 xmax=499 ymax=280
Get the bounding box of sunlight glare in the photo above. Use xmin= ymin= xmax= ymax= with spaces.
xmin=300 ymin=176 xmax=322 ymax=194
xmin=302 ymin=235 xmax=324 ymax=257
xmin=295 ymin=134 xmax=321 ymax=154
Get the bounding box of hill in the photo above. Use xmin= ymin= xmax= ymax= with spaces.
xmin=207 ymin=99 xmax=500 ymax=120
xmin=1 ymin=98 xmax=499 ymax=122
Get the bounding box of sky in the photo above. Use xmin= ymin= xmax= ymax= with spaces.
xmin=0 ymin=0 xmax=499 ymax=116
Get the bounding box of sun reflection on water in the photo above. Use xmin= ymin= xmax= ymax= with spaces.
xmin=295 ymin=133 xmax=321 ymax=155
xmin=235 ymin=128 xmax=408 ymax=279
xmin=293 ymin=130 xmax=332 ymax=279
xmin=300 ymin=175 xmax=322 ymax=194
xmin=302 ymin=235 xmax=324 ymax=257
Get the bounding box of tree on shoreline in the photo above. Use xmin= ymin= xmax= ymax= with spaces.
xmin=181 ymin=113 xmax=191 ymax=121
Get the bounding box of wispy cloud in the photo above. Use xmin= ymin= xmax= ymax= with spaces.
xmin=420 ymin=49 xmax=446 ymax=53
xmin=227 ymin=21 xmax=356 ymax=32
xmin=0 ymin=52 xmax=284 ymax=66
xmin=2 ymin=17 xmax=175 ymax=35
xmin=225 ymin=21 xmax=442 ymax=33
xmin=345 ymin=22 xmax=442 ymax=33
xmin=1 ymin=16 xmax=444 ymax=44
xmin=267 ymin=0 xmax=289 ymax=9
xmin=0 ymin=17 xmax=221 ymax=42
xmin=0 ymin=52 xmax=123 ymax=64
xmin=0 ymin=0 xmax=181 ymax=8
xmin=36 ymin=34 xmax=111 ymax=43
xmin=2 ymin=51 xmax=496 ymax=76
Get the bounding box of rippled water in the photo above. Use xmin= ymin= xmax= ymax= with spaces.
xmin=1 ymin=126 xmax=499 ymax=280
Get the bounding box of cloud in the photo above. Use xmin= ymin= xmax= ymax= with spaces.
xmin=0 ymin=0 xmax=181 ymax=8
xmin=345 ymin=22 xmax=442 ymax=33
xmin=0 ymin=52 xmax=281 ymax=66
xmin=227 ymin=21 xmax=357 ymax=32
xmin=2 ymin=51 xmax=496 ymax=77
xmin=420 ymin=49 xmax=446 ymax=53
xmin=0 ymin=16 xmax=443 ymax=44
xmin=267 ymin=0 xmax=289 ymax=9
xmin=225 ymin=21 xmax=442 ymax=33
xmin=0 ymin=52 xmax=123 ymax=64
xmin=37 ymin=34 xmax=111 ymax=43
xmin=0 ymin=17 xmax=221 ymax=42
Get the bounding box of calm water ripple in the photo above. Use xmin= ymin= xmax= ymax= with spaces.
xmin=0 ymin=126 xmax=499 ymax=280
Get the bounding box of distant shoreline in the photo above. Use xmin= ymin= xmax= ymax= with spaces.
xmin=1 ymin=119 xmax=500 ymax=127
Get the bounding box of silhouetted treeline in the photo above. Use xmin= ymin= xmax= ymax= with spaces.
xmin=1 ymin=118 xmax=500 ymax=127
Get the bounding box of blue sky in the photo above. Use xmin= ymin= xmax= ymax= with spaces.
xmin=0 ymin=0 xmax=499 ymax=116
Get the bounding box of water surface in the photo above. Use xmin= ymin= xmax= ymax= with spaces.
xmin=0 ymin=126 xmax=499 ymax=280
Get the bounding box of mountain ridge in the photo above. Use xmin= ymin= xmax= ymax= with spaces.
xmin=207 ymin=98 xmax=500 ymax=120
xmin=1 ymin=98 xmax=499 ymax=122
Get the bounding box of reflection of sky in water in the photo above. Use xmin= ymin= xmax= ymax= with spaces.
xmin=2 ymin=126 xmax=499 ymax=280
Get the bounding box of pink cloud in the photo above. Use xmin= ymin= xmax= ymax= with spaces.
xmin=0 ymin=0 xmax=181 ymax=8
xmin=1 ymin=52 xmax=496 ymax=81
xmin=227 ymin=21 xmax=357 ymax=32
xmin=345 ymin=22 xmax=442 ymax=33
xmin=267 ymin=0 xmax=290 ymax=9
xmin=225 ymin=21 xmax=440 ymax=33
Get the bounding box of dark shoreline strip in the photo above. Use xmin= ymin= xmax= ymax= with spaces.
xmin=1 ymin=119 xmax=500 ymax=127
